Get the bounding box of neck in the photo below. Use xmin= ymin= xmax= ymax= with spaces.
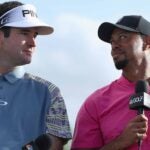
xmin=0 ymin=66 xmax=16 ymax=74
xmin=122 ymin=62 xmax=150 ymax=82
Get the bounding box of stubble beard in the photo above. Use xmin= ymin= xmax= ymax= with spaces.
xmin=114 ymin=59 xmax=128 ymax=70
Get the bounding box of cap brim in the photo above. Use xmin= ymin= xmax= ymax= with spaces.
xmin=4 ymin=20 xmax=54 ymax=35
xmin=98 ymin=22 xmax=138 ymax=43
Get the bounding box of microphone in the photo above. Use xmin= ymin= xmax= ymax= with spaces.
xmin=129 ymin=80 xmax=150 ymax=150
xmin=129 ymin=80 xmax=150 ymax=114
xmin=22 ymin=134 xmax=52 ymax=150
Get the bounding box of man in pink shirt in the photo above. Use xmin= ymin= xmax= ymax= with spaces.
xmin=71 ymin=15 xmax=150 ymax=150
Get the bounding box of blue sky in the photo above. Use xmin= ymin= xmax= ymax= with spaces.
xmin=1 ymin=0 xmax=150 ymax=137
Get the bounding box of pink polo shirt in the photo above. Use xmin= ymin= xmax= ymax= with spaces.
xmin=71 ymin=76 xmax=150 ymax=149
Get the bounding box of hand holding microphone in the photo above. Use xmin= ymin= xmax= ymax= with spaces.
xmin=118 ymin=114 xmax=148 ymax=149
xmin=129 ymin=80 xmax=150 ymax=149
xmin=114 ymin=80 xmax=149 ymax=149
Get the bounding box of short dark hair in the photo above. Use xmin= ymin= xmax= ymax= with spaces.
xmin=0 ymin=1 xmax=23 ymax=16
xmin=0 ymin=1 xmax=24 ymax=37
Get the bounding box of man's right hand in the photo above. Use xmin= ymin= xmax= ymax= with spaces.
xmin=116 ymin=114 xmax=148 ymax=148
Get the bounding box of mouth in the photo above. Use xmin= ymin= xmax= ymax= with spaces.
xmin=112 ymin=50 xmax=124 ymax=59
xmin=113 ymin=53 xmax=121 ymax=59
xmin=23 ymin=49 xmax=33 ymax=57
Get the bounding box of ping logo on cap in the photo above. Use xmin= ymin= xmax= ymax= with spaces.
xmin=22 ymin=9 xmax=37 ymax=18
xmin=0 ymin=4 xmax=38 ymax=27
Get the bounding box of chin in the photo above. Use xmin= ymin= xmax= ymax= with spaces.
xmin=114 ymin=60 xmax=128 ymax=70
xmin=21 ymin=60 xmax=32 ymax=65
xmin=26 ymin=61 xmax=32 ymax=65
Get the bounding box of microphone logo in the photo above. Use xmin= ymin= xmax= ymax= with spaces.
xmin=129 ymin=94 xmax=143 ymax=105
xmin=129 ymin=80 xmax=150 ymax=111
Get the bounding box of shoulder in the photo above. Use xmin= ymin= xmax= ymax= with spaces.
xmin=24 ymin=73 xmax=60 ymax=93
xmin=80 ymin=79 xmax=119 ymax=114
xmin=86 ymin=79 xmax=118 ymax=103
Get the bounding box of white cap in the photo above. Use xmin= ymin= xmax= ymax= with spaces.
xmin=0 ymin=4 xmax=54 ymax=35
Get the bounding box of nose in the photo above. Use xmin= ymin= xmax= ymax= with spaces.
xmin=28 ymin=36 xmax=36 ymax=48
xmin=111 ymin=39 xmax=121 ymax=56
xmin=111 ymin=40 xmax=120 ymax=50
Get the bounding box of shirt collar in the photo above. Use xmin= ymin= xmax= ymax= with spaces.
xmin=117 ymin=75 xmax=136 ymax=88
xmin=3 ymin=67 xmax=25 ymax=83
xmin=117 ymin=75 xmax=150 ymax=95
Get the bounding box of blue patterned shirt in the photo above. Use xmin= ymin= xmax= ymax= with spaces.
xmin=0 ymin=67 xmax=72 ymax=150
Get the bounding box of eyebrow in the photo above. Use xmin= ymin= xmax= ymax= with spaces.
xmin=115 ymin=30 xmax=129 ymax=34
xmin=111 ymin=30 xmax=129 ymax=37
xmin=18 ymin=28 xmax=38 ymax=35
xmin=19 ymin=29 xmax=33 ymax=32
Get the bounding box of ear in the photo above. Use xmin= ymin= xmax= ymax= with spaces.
xmin=0 ymin=31 xmax=4 ymax=45
xmin=143 ymin=36 xmax=150 ymax=49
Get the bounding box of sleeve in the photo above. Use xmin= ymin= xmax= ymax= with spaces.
xmin=71 ymin=96 xmax=104 ymax=149
xmin=45 ymin=84 xmax=72 ymax=140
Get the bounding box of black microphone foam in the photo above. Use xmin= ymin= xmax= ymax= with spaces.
xmin=135 ymin=80 xmax=148 ymax=93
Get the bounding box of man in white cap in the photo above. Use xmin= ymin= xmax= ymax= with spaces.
xmin=71 ymin=15 xmax=150 ymax=150
xmin=0 ymin=1 xmax=72 ymax=150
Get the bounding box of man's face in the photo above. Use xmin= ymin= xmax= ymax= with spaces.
xmin=110 ymin=28 xmax=144 ymax=70
xmin=0 ymin=27 xmax=37 ymax=67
